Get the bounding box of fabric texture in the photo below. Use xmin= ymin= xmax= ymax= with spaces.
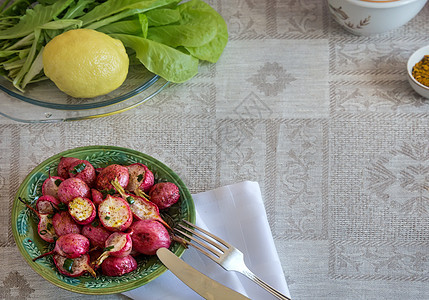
xmin=1 ymin=1 xmax=429 ymax=299
xmin=123 ymin=181 xmax=290 ymax=300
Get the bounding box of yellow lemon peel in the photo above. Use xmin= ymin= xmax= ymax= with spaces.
xmin=43 ymin=28 xmax=129 ymax=98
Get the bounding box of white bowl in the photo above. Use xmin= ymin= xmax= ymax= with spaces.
xmin=407 ymin=45 xmax=429 ymax=99
xmin=327 ymin=0 xmax=427 ymax=36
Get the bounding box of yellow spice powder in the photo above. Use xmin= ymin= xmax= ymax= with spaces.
xmin=412 ymin=55 xmax=429 ymax=87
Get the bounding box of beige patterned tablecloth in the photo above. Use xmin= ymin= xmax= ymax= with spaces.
xmin=1 ymin=1 xmax=429 ymax=299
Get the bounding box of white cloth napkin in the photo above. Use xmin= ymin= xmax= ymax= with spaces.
xmin=123 ymin=181 xmax=290 ymax=299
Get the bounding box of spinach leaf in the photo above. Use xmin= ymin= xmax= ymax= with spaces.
xmin=98 ymin=14 xmax=148 ymax=37
xmin=0 ymin=0 xmax=74 ymax=39
xmin=79 ymin=0 xmax=180 ymax=26
xmin=147 ymin=9 xmax=217 ymax=48
xmin=112 ymin=33 xmax=198 ymax=83
xmin=180 ymin=0 xmax=228 ymax=63
xmin=63 ymin=0 xmax=94 ymax=19
xmin=146 ymin=8 xmax=180 ymax=27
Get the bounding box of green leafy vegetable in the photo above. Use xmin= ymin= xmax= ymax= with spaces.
xmin=0 ymin=0 xmax=74 ymax=39
xmin=97 ymin=14 xmax=148 ymax=37
xmin=78 ymin=0 xmax=180 ymax=27
xmin=113 ymin=33 xmax=198 ymax=83
xmin=146 ymin=8 xmax=180 ymax=27
xmin=147 ymin=10 xmax=217 ymax=48
xmin=180 ymin=0 xmax=228 ymax=63
xmin=0 ymin=0 xmax=227 ymax=91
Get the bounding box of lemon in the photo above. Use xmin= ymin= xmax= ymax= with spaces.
xmin=43 ymin=28 xmax=129 ymax=98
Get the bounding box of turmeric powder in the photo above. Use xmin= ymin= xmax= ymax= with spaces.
xmin=412 ymin=55 xmax=429 ymax=87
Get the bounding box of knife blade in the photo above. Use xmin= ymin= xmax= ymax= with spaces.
xmin=156 ymin=247 xmax=250 ymax=300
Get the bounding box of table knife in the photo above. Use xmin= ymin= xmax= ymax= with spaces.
xmin=156 ymin=247 xmax=250 ymax=300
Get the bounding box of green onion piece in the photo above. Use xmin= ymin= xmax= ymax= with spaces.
xmin=137 ymin=174 xmax=144 ymax=181
xmin=39 ymin=230 xmax=47 ymax=235
xmin=101 ymin=188 xmax=115 ymax=197
xmin=105 ymin=216 xmax=110 ymax=220
xmin=91 ymin=220 xmax=99 ymax=227
xmin=70 ymin=163 xmax=86 ymax=174
xmin=58 ymin=202 xmax=67 ymax=211
xmin=103 ymin=245 xmax=114 ymax=252
xmin=126 ymin=196 xmax=135 ymax=204
xmin=63 ymin=258 xmax=74 ymax=273
xmin=54 ymin=179 xmax=62 ymax=186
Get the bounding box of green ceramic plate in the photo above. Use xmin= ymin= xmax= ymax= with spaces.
xmin=11 ymin=145 xmax=195 ymax=295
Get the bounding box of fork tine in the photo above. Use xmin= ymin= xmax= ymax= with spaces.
xmin=177 ymin=223 xmax=228 ymax=254
xmin=174 ymin=228 xmax=220 ymax=261
xmin=175 ymin=226 xmax=222 ymax=256
xmin=181 ymin=219 xmax=231 ymax=248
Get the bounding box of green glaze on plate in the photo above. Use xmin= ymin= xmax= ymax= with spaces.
xmin=11 ymin=145 xmax=195 ymax=295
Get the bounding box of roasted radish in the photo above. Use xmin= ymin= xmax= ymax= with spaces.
xmin=130 ymin=220 xmax=171 ymax=255
xmin=36 ymin=195 xmax=60 ymax=214
xmin=53 ymin=211 xmax=81 ymax=236
xmin=68 ymin=159 xmax=96 ymax=187
xmin=19 ymin=197 xmax=57 ymax=243
xmin=33 ymin=233 xmax=90 ymax=261
xmin=82 ymin=220 xmax=111 ymax=249
xmin=54 ymin=253 xmax=96 ymax=278
xmin=111 ymin=179 xmax=171 ymax=230
xmin=57 ymin=156 xmax=79 ymax=179
xmin=68 ymin=197 xmax=96 ymax=225
xmin=94 ymin=232 xmax=133 ymax=267
xmin=101 ymin=255 xmax=137 ymax=277
xmin=57 ymin=177 xmax=90 ymax=204
xmin=149 ymin=182 xmax=180 ymax=210
xmin=126 ymin=163 xmax=154 ymax=194
xmin=42 ymin=176 xmax=64 ymax=199
xmin=98 ymin=195 xmax=133 ymax=231
xmin=91 ymin=188 xmax=104 ymax=206
xmin=95 ymin=164 xmax=129 ymax=191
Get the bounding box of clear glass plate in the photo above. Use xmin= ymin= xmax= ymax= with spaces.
xmin=0 ymin=65 xmax=169 ymax=123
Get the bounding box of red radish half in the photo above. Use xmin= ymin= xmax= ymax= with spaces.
xmin=54 ymin=253 xmax=96 ymax=278
xmin=98 ymin=195 xmax=133 ymax=231
xmin=36 ymin=195 xmax=60 ymax=214
xmin=128 ymin=194 xmax=171 ymax=230
xmin=68 ymin=197 xmax=96 ymax=225
xmin=42 ymin=176 xmax=64 ymax=199
xmin=110 ymin=179 xmax=171 ymax=230
xmin=94 ymin=232 xmax=133 ymax=267
xmin=19 ymin=197 xmax=57 ymax=243
xmin=126 ymin=163 xmax=154 ymax=193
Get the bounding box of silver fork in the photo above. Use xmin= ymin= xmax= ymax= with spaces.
xmin=174 ymin=220 xmax=291 ymax=300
